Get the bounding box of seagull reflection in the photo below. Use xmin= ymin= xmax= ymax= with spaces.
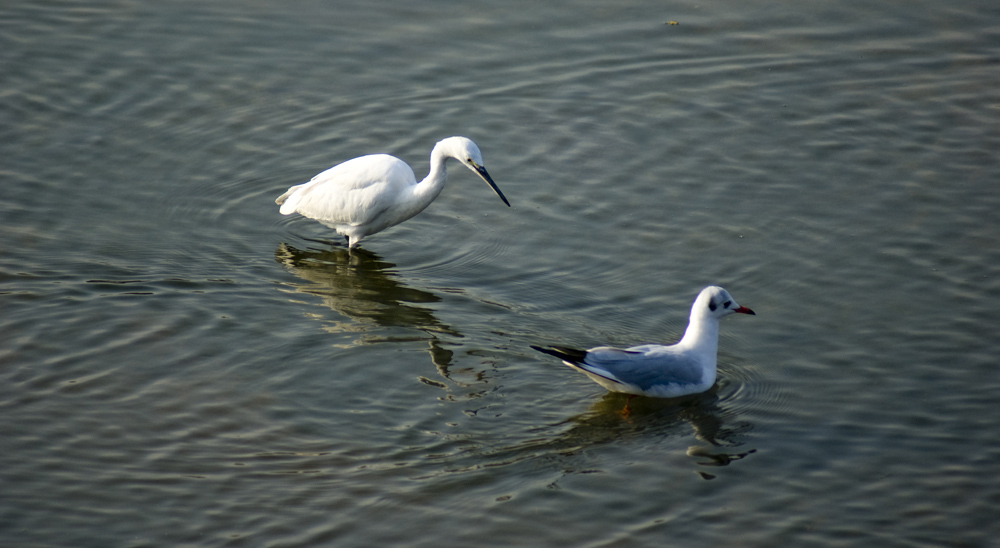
xmin=550 ymin=387 xmax=756 ymax=479
xmin=417 ymin=385 xmax=756 ymax=484
xmin=566 ymin=388 xmax=743 ymax=442
xmin=274 ymin=243 xmax=460 ymax=369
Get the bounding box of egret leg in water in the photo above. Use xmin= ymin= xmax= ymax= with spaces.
xmin=276 ymin=136 xmax=510 ymax=249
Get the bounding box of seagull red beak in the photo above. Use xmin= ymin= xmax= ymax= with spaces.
xmin=733 ymin=306 xmax=755 ymax=315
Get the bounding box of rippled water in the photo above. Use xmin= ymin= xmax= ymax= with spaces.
xmin=3 ymin=0 xmax=999 ymax=546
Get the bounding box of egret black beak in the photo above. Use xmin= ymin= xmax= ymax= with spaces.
xmin=474 ymin=165 xmax=510 ymax=207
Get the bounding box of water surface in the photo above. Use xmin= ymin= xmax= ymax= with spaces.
xmin=2 ymin=0 xmax=999 ymax=546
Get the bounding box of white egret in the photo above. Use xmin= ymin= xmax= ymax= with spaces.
xmin=276 ymin=136 xmax=509 ymax=248
xmin=531 ymin=286 xmax=755 ymax=399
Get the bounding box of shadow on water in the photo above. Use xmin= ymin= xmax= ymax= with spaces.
xmin=274 ymin=242 xmax=460 ymax=368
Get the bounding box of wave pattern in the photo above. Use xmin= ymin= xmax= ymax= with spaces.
xmin=2 ymin=0 xmax=1000 ymax=547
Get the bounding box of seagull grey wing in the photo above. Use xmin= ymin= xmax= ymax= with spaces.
xmin=582 ymin=348 xmax=705 ymax=393
xmin=573 ymin=347 xmax=646 ymax=385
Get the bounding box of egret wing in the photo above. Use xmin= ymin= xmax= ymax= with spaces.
xmin=278 ymin=154 xmax=415 ymax=226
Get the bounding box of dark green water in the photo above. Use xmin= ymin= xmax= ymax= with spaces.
xmin=2 ymin=1 xmax=999 ymax=546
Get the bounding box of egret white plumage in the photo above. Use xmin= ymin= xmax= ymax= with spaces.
xmin=531 ymin=286 xmax=754 ymax=399
xmin=276 ymin=136 xmax=509 ymax=249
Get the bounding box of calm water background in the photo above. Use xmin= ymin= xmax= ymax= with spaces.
xmin=2 ymin=0 xmax=999 ymax=546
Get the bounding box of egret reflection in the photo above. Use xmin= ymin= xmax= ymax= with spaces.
xmin=275 ymin=243 xmax=460 ymax=368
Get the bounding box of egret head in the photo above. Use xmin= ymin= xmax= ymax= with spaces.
xmin=437 ymin=136 xmax=510 ymax=207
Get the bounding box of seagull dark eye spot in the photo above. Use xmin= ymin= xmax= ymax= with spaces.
xmin=723 ymin=300 xmax=732 ymax=308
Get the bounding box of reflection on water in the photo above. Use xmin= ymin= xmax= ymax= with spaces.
xmin=420 ymin=385 xmax=757 ymax=483
xmin=275 ymin=242 xmax=460 ymax=368
xmin=563 ymin=389 xmax=756 ymax=478
xmin=580 ymin=389 xmax=747 ymax=445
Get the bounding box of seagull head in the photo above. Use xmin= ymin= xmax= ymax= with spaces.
xmin=696 ymin=286 xmax=755 ymax=320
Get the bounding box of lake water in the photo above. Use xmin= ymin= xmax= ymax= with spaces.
xmin=2 ymin=0 xmax=999 ymax=546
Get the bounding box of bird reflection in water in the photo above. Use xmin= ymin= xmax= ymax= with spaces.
xmin=274 ymin=243 xmax=461 ymax=375
xmin=435 ymin=384 xmax=757 ymax=484
xmin=558 ymin=386 xmax=756 ymax=480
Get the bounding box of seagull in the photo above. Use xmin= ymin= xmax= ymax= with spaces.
xmin=531 ymin=286 xmax=754 ymax=398
xmin=276 ymin=136 xmax=510 ymax=249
